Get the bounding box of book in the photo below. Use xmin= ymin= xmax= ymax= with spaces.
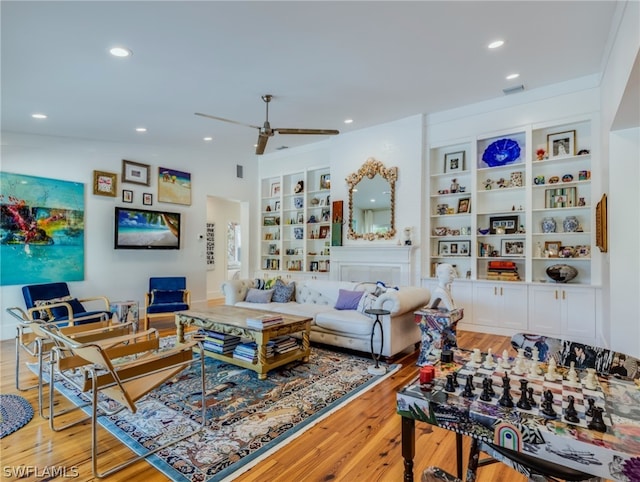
xmin=246 ymin=313 xmax=284 ymax=329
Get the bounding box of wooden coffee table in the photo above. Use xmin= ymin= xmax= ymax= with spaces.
xmin=175 ymin=306 xmax=311 ymax=379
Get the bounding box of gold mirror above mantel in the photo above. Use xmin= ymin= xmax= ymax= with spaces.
xmin=346 ymin=158 xmax=397 ymax=240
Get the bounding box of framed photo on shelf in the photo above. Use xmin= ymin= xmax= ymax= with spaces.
xmin=263 ymin=216 xmax=276 ymax=226
xmin=122 ymin=159 xmax=150 ymax=186
xmin=319 ymin=226 xmax=329 ymax=239
xmin=544 ymin=241 xmax=561 ymax=258
xmin=547 ymin=130 xmax=576 ymax=159
xmin=457 ymin=197 xmax=471 ymax=213
xmin=319 ymin=174 xmax=330 ymax=190
xmin=438 ymin=240 xmax=470 ymax=257
xmin=501 ymin=239 xmax=525 ymax=257
xmin=93 ymin=170 xmax=117 ymax=197
xmin=143 ymin=193 xmax=153 ymax=206
xmin=489 ymin=215 xmax=519 ymax=234
xmin=122 ymin=189 xmax=133 ymax=203
xmin=274 ymin=200 xmax=281 ymax=211
xmin=444 ymin=151 xmax=465 ymax=173
xmin=596 ymin=193 xmax=608 ymax=252
xmin=270 ymin=181 xmax=281 ymax=198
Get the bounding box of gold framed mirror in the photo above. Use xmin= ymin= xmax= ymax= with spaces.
xmin=346 ymin=158 xmax=397 ymax=240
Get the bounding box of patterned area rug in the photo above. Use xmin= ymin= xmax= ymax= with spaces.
xmin=40 ymin=341 xmax=399 ymax=481
xmin=0 ymin=394 xmax=34 ymax=438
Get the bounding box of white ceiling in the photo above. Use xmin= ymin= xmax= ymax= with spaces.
xmin=1 ymin=1 xmax=624 ymax=161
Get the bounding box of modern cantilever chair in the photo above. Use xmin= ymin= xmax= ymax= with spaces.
xmin=41 ymin=324 xmax=206 ymax=478
xmin=144 ymin=276 xmax=190 ymax=330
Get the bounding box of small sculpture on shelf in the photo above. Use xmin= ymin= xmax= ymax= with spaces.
xmin=450 ymin=179 xmax=459 ymax=193
xmin=536 ymin=148 xmax=546 ymax=161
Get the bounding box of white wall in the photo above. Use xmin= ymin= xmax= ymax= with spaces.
xmin=0 ymin=132 xmax=257 ymax=340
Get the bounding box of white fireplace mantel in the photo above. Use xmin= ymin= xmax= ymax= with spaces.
xmin=330 ymin=245 xmax=417 ymax=286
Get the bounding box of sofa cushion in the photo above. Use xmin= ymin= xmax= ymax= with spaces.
xmin=245 ymin=288 xmax=274 ymax=303
xmin=315 ymin=310 xmax=373 ymax=336
xmin=255 ymin=278 xmax=277 ymax=290
xmin=335 ymin=289 xmax=364 ymax=310
xmin=357 ymin=292 xmax=378 ymax=314
xmin=272 ymin=279 xmax=296 ymax=303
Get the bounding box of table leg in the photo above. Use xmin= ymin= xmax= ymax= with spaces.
xmin=302 ymin=324 xmax=310 ymax=362
xmin=401 ymin=416 xmax=415 ymax=482
xmin=456 ymin=433 xmax=463 ymax=479
xmin=176 ymin=315 xmax=185 ymax=343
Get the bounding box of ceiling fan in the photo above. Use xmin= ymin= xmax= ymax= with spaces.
xmin=195 ymin=94 xmax=340 ymax=155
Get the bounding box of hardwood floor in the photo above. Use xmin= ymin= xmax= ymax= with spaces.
xmin=1 ymin=316 xmax=527 ymax=482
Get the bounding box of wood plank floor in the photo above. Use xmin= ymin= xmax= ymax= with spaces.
xmin=1 ymin=315 xmax=528 ymax=482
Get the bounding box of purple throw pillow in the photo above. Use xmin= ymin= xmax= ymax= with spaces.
xmin=334 ymin=289 xmax=364 ymax=310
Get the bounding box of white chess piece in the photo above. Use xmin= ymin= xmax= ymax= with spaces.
xmin=531 ymin=346 xmax=539 ymax=362
xmin=483 ymin=348 xmax=495 ymax=369
xmin=529 ymin=358 xmax=540 ymax=377
xmin=567 ymin=361 xmax=580 ymax=386
xmin=513 ymin=357 xmax=526 ymax=375
xmin=501 ymin=349 xmax=511 ymax=369
xmin=472 ymin=348 xmax=482 ymax=364
xmin=545 ymin=357 xmax=558 ymax=381
xmin=584 ymin=368 xmax=598 ymax=390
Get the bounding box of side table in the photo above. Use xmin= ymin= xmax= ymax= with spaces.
xmin=364 ymin=308 xmax=390 ymax=375
xmin=110 ymin=300 xmax=139 ymax=332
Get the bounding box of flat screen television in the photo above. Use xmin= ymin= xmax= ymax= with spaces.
xmin=114 ymin=207 xmax=181 ymax=250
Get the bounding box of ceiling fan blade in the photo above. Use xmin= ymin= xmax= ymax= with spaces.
xmin=275 ymin=128 xmax=340 ymax=136
xmin=256 ymin=133 xmax=270 ymax=155
xmin=194 ymin=112 xmax=261 ymax=130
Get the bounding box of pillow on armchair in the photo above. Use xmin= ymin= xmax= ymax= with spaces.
xmin=150 ymin=289 xmax=187 ymax=304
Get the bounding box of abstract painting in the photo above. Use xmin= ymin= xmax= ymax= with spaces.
xmin=0 ymin=172 xmax=85 ymax=285
xmin=158 ymin=167 xmax=191 ymax=205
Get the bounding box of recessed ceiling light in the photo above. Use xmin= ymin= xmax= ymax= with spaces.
xmin=203 ymin=137 xmax=213 ymax=141
xmin=370 ymin=198 xmax=376 ymax=203
xmin=344 ymin=119 xmax=353 ymax=124
xmin=135 ymin=127 xmax=147 ymax=132
xmin=506 ymin=73 xmax=520 ymax=80
xmin=31 ymin=113 xmax=47 ymax=119
xmin=110 ymin=46 xmax=132 ymax=57
xmin=488 ymin=40 xmax=505 ymax=49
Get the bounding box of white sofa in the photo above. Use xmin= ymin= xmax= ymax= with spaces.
xmin=221 ymin=278 xmax=430 ymax=358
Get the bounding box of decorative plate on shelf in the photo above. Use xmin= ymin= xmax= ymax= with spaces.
xmin=481 ymin=138 xmax=521 ymax=167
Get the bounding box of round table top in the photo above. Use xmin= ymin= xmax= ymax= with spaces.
xmin=365 ymin=308 xmax=391 ymax=316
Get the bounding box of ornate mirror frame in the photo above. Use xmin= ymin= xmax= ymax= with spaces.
xmin=346 ymin=157 xmax=398 ymax=240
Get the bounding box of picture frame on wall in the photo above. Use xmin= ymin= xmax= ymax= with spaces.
xmin=444 ymin=151 xmax=465 ymax=173
xmin=122 ymin=189 xmax=133 ymax=203
xmin=93 ymin=170 xmax=117 ymax=197
xmin=158 ymin=167 xmax=191 ymax=206
xmin=143 ymin=193 xmax=153 ymax=206
xmin=547 ymin=130 xmax=576 ymax=159
xmin=501 ymin=239 xmax=525 ymax=257
xmin=596 ymin=193 xmax=608 ymax=252
xmin=122 ymin=159 xmax=151 ymax=186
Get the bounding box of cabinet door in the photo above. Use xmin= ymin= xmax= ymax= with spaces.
xmin=528 ymin=285 xmax=562 ymax=335
xmin=472 ymin=283 xmax=502 ymax=327
xmin=500 ymin=283 xmax=528 ymax=330
xmin=561 ymin=286 xmax=596 ymax=341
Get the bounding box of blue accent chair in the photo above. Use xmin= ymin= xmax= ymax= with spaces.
xmin=144 ymin=277 xmax=190 ymax=330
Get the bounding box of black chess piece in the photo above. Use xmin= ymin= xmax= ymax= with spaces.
xmin=586 ymin=397 xmax=595 ymax=417
xmin=452 ymin=371 xmax=459 ymax=388
xmin=462 ymin=374 xmax=475 ymax=398
xmin=541 ymin=389 xmax=557 ymax=418
xmin=486 ymin=378 xmax=495 ymax=396
xmin=516 ymin=379 xmax=532 ymax=410
xmin=526 ymin=387 xmax=537 ymax=407
xmin=564 ymin=395 xmax=580 ymax=423
xmin=498 ymin=375 xmax=514 ymax=408
xmin=480 ymin=377 xmax=492 ymax=401
xmin=587 ymin=406 xmax=607 ymax=433
xmin=445 ymin=374 xmax=456 ymax=392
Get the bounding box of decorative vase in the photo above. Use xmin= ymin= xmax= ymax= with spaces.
xmin=541 ymin=217 xmax=556 ymax=233
xmin=563 ymin=216 xmax=579 ymax=233
xmin=546 ymin=264 xmax=578 ymax=283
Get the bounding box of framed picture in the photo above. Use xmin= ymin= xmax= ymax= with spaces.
xmin=501 ymin=239 xmax=525 ymax=257
xmin=297 ymin=212 xmax=304 ymax=223
xmin=438 ymin=240 xmax=470 ymax=257
xmin=457 ymin=197 xmax=471 ymax=213
xmin=320 ymin=173 xmax=331 ymax=190
xmin=547 ymin=130 xmax=576 ymax=159
xmin=270 ymin=181 xmax=281 ymax=198
xmin=143 ymin=193 xmax=153 ymax=206
xmin=263 ymin=216 xmax=276 ymax=226
xmin=545 ymin=241 xmax=561 ymax=257
xmin=294 ymin=227 xmax=304 ymax=240
xmin=122 ymin=189 xmax=133 ymax=203
xmin=122 ymin=159 xmax=150 ymax=186
xmin=93 ymin=170 xmax=117 ymax=197
xmin=319 ymin=226 xmax=329 ymax=239
xmin=596 ymin=193 xmax=608 ymax=252
xmin=489 ymin=215 xmax=519 ymax=234
xmin=158 ymin=167 xmax=191 ymax=205
xmin=444 ymin=151 xmax=465 ymax=173
xmin=274 ymin=200 xmax=281 ymax=211
xmin=310 ymin=261 xmax=319 ymax=272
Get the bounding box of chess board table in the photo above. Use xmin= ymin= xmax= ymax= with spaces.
xmin=397 ymin=347 xmax=640 ymax=482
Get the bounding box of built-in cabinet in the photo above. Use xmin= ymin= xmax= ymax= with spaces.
xmin=426 ymin=116 xmax=599 ymax=343
xmin=260 ymin=167 xmax=331 ymax=277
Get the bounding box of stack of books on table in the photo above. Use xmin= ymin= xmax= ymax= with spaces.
xmin=272 ymin=335 xmax=300 ymax=355
xmin=198 ymin=329 xmax=242 ymax=355
xmin=233 ymin=341 xmax=275 ymax=363
xmin=246 ymin=313 xmax=284 ymax=329
xmin=486 ymin=260 xmax=520 ymax=281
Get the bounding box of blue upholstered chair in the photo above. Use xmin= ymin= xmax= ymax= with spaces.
xmin=144 ymin=277 xmax=190 ymax=330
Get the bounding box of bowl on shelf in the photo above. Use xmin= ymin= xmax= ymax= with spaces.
xmin=546 ymin=264 xmax=578 ymax=283
xmin=478 ymin=228 xmax=490 ymax=235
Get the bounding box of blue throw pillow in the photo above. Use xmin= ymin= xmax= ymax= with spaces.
xmin=334 ymin=289 xmax=364 ymax=310
xmin=245 ymin=288 xmax=274 ymax=303
xmin=272 ymin=279 xmax=295 ymax=303
xmin=152 ymin=289 xmax=185 ymax=304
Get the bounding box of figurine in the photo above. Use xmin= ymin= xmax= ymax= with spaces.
xmin=431 ymin=263 xmax=456 ymax=311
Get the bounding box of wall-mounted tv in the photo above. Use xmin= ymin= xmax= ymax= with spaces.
xmin=114 ymin=207 xmax=181 ymax=250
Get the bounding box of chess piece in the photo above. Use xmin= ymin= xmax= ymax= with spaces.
xmin=586 ymin=397 xmax=596 ymax=417
xmin=516 ymin=379 xmax=532 ymax=410
xmin=541 ymin=389 xmax=557 ymax=418
xmin=587 ymin=406 xmax=607 ymax=433
xmin=461 ymin=374 xmax=475 ymax=398
xmin=501 ymin=350 xmax=511 ymax=369
xmin=513 ymin=356 xmax=526 ymax=375
xmin=531 ymin=346 xmax=539 ymax=362
xmin=483 ymin=348 xmax=496 ymax=369
xmin=564 ymin=395 xmax=580 ymax=423
xmin=472 ymin=348 xmax=482 ymax=364
xmin=529 ymin=357 xmax=540 ymax=376
xmin=584 ymin=368 xmax=598 ymax=390
xmin=498 ymin=375 xmax=514 ymax=407
xmin=480 ymin=377 xmax=493 ymax=401
xmin=545 ymin=358 xmax=558 ymax=381
xmin=567 ymin=361 xmax=579 ymax=386
xmin=445 ymin=374 xmax=456 ymax=392
xmin=452 ymin=371 xmax=459 ymax=387
xmin=526 ymin=386 xmax=537 ymax=407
